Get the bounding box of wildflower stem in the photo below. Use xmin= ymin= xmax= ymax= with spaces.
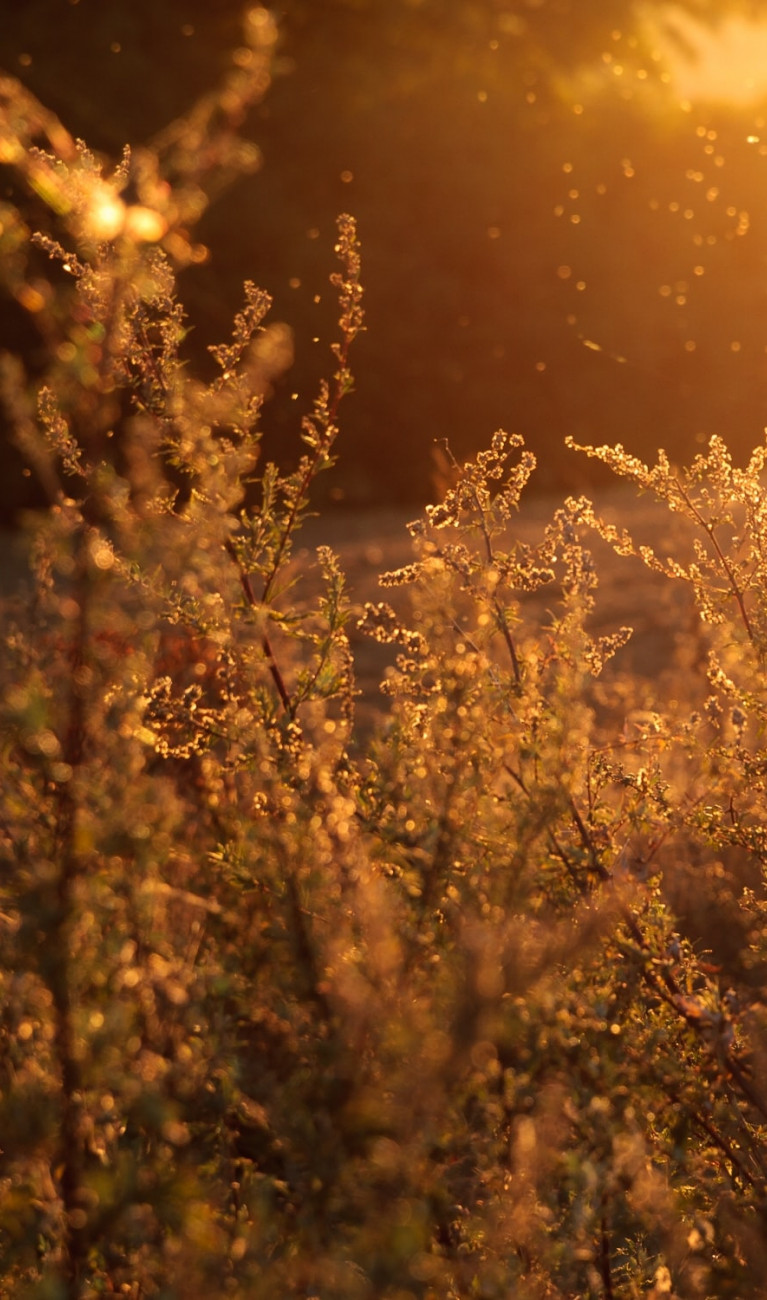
xmin=225 ymin=538 xmax=293 ymax=715
xmin=49 ymin=532 xmax=91 ymax=1297
xmin=599 ymin=1212 xmax=614 ymax=1300
xmin=260 ymin=215 xmax=362 ymax=607
xmin=675 ymin=478 xmax=755 ymax=643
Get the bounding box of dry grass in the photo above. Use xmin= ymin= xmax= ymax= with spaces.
xmin=290 ymin=481 xmax=702 ymax=736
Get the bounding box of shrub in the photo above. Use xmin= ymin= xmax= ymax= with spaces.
xmin=2 ymin=13 xmax=767 ymax=1300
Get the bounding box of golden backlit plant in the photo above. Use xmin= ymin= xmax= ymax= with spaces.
xmin=3 ymin=15 xmax=767 ymax=1300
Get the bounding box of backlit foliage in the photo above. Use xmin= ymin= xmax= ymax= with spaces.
xmin=3 ymin=17 xmax=767 ymax=1300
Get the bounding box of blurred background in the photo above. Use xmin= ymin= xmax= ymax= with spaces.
xmin=3 ymin=0 xmax=767 ymax=512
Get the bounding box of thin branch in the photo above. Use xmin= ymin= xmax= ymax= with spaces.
xmin=225 ymin=538 xmax=293 ymax=716
xmin=676 ymin=479 xmax=755 ymax=643
xmin=599 ymin=1210 xmax=614 ymax=1300
xmin=260 ymin=216 xmax=363 ymax=608
xmin=49 ymin=533 xmax=91 ymax=1298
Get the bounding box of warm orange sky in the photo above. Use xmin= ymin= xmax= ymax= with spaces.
xmin=659 ymin=7 xmax=767 ymax=104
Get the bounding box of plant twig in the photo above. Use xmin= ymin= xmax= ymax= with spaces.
xmin=676 ymin=478 xmax=755 ymax=644
xmin=225 ymin=537 xmax=293 ymax=715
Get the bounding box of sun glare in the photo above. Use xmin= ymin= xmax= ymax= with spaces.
xmin=659 ymin=7 xmax=767 ymax=105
